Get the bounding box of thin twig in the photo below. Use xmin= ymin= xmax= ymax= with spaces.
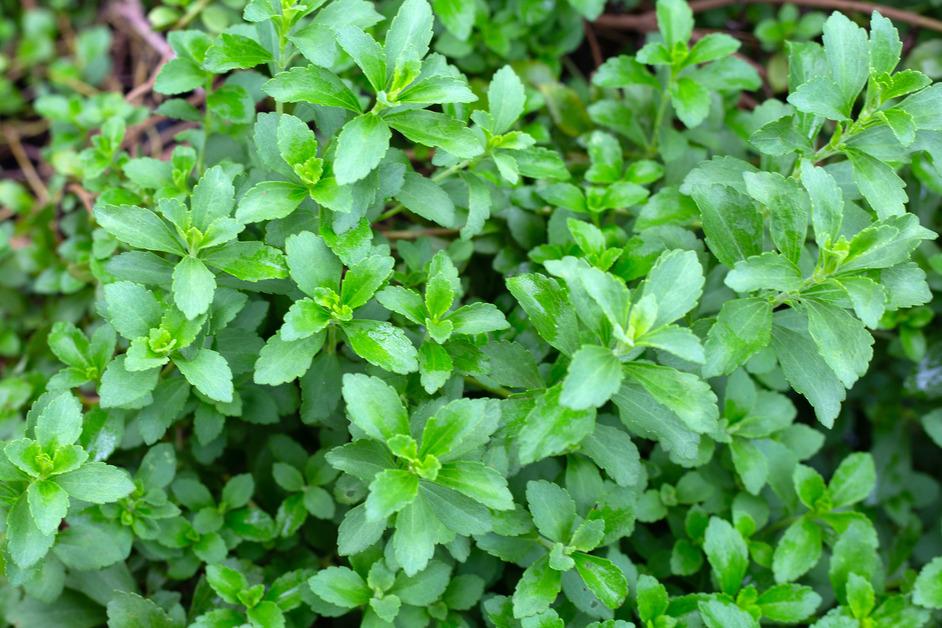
xmin=596 ymin=0 xmax=942 ymax=33
xmin=2 ymin=127 xmax=49 ymax=205
xmin=584 ymin=21 xmax=604 ymax=69
xmin=110 ymin=0 xmax=173 ymax=59
xmin=67 ymin=184 xmax=96 ymax=214
xmin=380 ymin=228 xmax=459 ymax=240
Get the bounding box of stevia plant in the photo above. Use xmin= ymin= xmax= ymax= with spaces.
xmin=2 ymin=0 xmax=942 ymax=626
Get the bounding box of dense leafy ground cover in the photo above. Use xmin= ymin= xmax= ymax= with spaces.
xmin=2 ymin=0 xmax=942 ymax=625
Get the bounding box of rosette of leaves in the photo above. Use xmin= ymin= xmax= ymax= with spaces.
xmin=44 ymin=321 xmax=116 ymax=391
xmin=100 ymin=443 xmax=181 ymax=541
xmin=191 ymin=563 xmax=310 ymax=628
xmin=272 ymin=449 xmax=337 ymax=536
xmin=95 ymin=165 xmax=288 ymax=322
xmin=536 ymin=132 xmax=657 ymax=220
xmin=98 ymin=280 xmax=235 ymax=410
xmin=309 ymin=556 xmax=455 ymax=625
xmin=0 ymin=391 xmax=135 ymax=569
xmin=253 ymin=230 xmax=417 ymax=385
xmin=505 ymin=481 xmax=628 ymax=619
xmin=326 ymin=373 xmax=513 ymax=575
xmin=591 ymin=0 xmax=760 ymax=151
xmin=157 ymin=474 xmax=274 ymax=579
xmin=508 ymin=246 xmax=717 ymax=466
xmin=377 ymin=249 xmax=509 ymax=393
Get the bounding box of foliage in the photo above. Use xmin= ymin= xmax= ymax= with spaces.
xmin=2 ymin=0 xmax=942 ymax=626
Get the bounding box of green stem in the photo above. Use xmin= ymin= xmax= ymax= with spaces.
xmin=647 ymin=69 xmax=674 ymax=156
xmin=464 ymin=376 xmax=512 ymax=399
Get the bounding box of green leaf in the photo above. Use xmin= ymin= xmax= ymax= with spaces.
xmin=560 ymin=345 xmax=622 ymax=410
xmin=335 ymin=26 xmax=386 ymax=93
xmin=201 ymin=242 xmax=288 ymax=281
xmin=154 ymin=58 xmax=207 ymax=95
xmin=264 ymin=66 xmax=362 ymax=112
xmin=419 ymin=398 xmax=500 ymax=462
xmin=394 ymin=172 xmax=456 ymax=228
xmin=172 ymin=257 xmax=216 ymax=320
xmin=432 ymin=0 xmax=475 ymax=40
xmin=772 ymin=517 xmax=822 ymax=583
xmin=573 ymin=553 xmax=628 ymax=609
xmin=99 ymin=356 xmax=160 ymax=409
xmin=913 ymin=556 xmax=942 ymax=609
xmin=512 ymin=556 xmax=562 ymax=618
xmin=190 ymin=165 xmax=235 ymax=230
xmin=341 ymin=373 xmax=410 ymax=443
xmin=771 ymin=310 xmax=846 ymax=427
xmin=254 ymin=333 xmax=325 ymax=386
xmin=174 ymin=348 xmax=233 ymax=403
xmin=235 ymin=181 xmax=307 ymax=224
xmin=756 ymin=584 xmax=822 ymax=623
xmin=686 ymin=33 xmax=740 ymax=66
xmin=96 ymin=205 xmax=183 ymax=255
xmin=204 ymin=33 xmax=272 ymax=72
xmin=392 ymin=494 xmax=440 ymax=575
xmin=670 ymin=77 xmax=711 ymax=128
xmin=366 ymin=469 xmax=419 ymax=519
xmin=26 ymin=480 xmax=69 ymax=535
xmin=57 ymin=461 xmax=135 ymax=503
xmin=6 ymin=493 xmax=55 ymax=568
xmin=34 ymin=391 xmax=83 ymax=449
xmin=309 ymin=566 xmax=371 ymax=608
xmin=690 ymin=184 xmax=763 ymax=268
xmin=341 ymin=255 xmax=395 ymax=309
xmin=622 ymin=362 xmax=719 ymax=434
xmin=488 ymin=65 xmax=526 ymax=134
xmin=799 ymin=160 xmax=843 ymax=246
xmin=446 ymin=302 xmax=509 ymax=335
xmin=743 ymin=171 xmax=808 ymax=264
xmin=334 ymin=113 xmax=391 ymax=185
xmin=822 ymin=11 xmax=869 ymax=111
xmin=285 ymin=231 xmax=342 ymax=296
xmin=342 ymin=320 xmax=418 ymax=374
xmin=507 ymin=273 xmax=580 ymax=355
xmin=656 ymin=0 xmax=693 ymax=49
xmin=641 ymin=249 xmax=704 ymax=327
xmin=804 ymin=299 xmax=873 ymax=389
xmin=698 ymin=598 xmax=758 ymax=628
xmin=703 ymin=517 xmax=749 ymax=595
xmin=704 ymin=297 xmax=772 ymax=377
xmin=519 ymin=384 xmax=596 ymax=464
xmin=828 ymin=452 xmax=876 ymax=508
xmin=107 ymin=592 xmax=180 ymax=628
xmin=384 ymin=0 xmax=433 ymax=81
xmin=869 ymin=11 xmax=901 ymax=76
xmin=384 ymin=110 xmax=482 ymax=159
xmin=526 ymin=480 xmax=576 ymax=543
xmin=845 ymin=149 xmax=907 ymax=219
xmin=637 ymin=575 xmax=669 ymax=622
xmin=788 ymin=77 xmax=850 ymax=120
xmin=435 ymin=461 xmax=513 ymax=510
xmin=726 ymin=252 xmax=803 ymax=293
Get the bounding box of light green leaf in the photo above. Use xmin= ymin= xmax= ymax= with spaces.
xmin=172 ymin=256 xmax=216 ymax=320
xmin=96 ymin=205 xmax=183 ymax=255
xmin=703 ymin=517 xmax=749 ymax=595
xmin=772 ymin=517 xmax=822 ymax=583
xmin=341 ymin=373 xmax=410 ymax=442
xmin=56 ymin=461 xmax=135 ymax=504
xmin=235 ymin=181 xmax=307 ymax=224
xmin=384 ymin=110 xmax=482 ymax=159
xmin=264 ymin=66 xmax=362 ymax=112
xmin=335 ymin=113 xmax=391 ymax=185
xmin=560 ymin=345 xmax=622 ymax=410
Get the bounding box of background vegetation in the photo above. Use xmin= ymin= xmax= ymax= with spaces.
xmin=1 ymin=0 xmax=942 ymax=626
